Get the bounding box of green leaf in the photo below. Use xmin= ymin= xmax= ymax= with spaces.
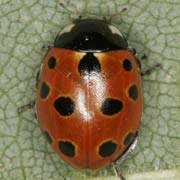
xmin=0 ymin=0 xmax=180 ymax=180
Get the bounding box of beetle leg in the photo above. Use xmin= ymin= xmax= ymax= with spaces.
xmin=42 ymin=44 xmax=53 ymax=50
xmin=128 ymin=47 xmax=147 ymax=61
xmin=112 ymin=133 xmax=138 ymax=180
xmin=128 ymin=47 xmax=136 ymax=55
xmin=18 ymin=66 xmax=41 ymax=114
xmin=112 ymin=162 xmax=126 ymax=180
xmin=128 ymin=48 xmax=161 ymax=75
xmin=116 ymin=132 xmax=138 ymax=165
xmin=36 ymin=70 xmax=40 ymax=88
xmin=139 ymin=53 xmax=148 ymax=60
xmin=141 ymin=64 xmax=162 ymax=76
xmin=17 ymin=101 xmax=35 ymax=113
xmin=128 ymin=48 xmax=142 ymax=70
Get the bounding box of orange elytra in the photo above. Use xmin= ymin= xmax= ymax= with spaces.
xmin=35 ymin=19 xmax=143 ymax=179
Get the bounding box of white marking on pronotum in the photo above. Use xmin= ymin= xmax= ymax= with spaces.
xmin=58 ymin=24 xmax=75 ymax=36
xmin=108 ymin=25 xmax=123 ymax=37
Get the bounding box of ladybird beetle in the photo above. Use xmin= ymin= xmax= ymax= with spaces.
xmin=29 ymin=11 xmax=146 ymax=178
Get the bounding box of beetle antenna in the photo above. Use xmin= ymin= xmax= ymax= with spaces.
xmin=59 ymin=2 xmax=127 ymax=22
xmin=59 ymin=2 xmax=81 ymax=18
xmin=105 ymin=7 xmax=127 ymax=22
xmin=112 ymin=162 xmax=126 ymax=180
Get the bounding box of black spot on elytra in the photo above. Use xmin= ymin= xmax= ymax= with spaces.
xmin=48 ymin=56 xmax=56 ymax=69
xmin=123 ymin=132 xmax=136 ymax=146
xmin=99 ymin=140 xmax=117 ymax=157
xmin=54 ymin=97 xmax=75 ymax=116
xmin=128 ymin=85 xmax=138 ymax=100
xmin=123 ymin=59 xmax=132 ymax=71
xmin=40 ymin=82 xmax=50 ymax=99
xmin=43 ymin=131 xmax=52 ymax=145
xmin=101 ymin=98 xmax=123 ymax=115
xmin=58 ymin=141 xmax=75 ymax=157
xmin=78 ymin=53 xmax=101 ymax=76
